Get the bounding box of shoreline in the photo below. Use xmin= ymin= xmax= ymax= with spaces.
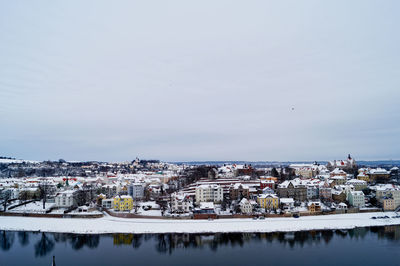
xmin=0 ymin=212 xmax=399 ymax=235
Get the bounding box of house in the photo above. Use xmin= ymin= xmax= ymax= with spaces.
xmin=193 ymin=202 xmax=216 ymax=219
xmin=319 ymin=181 xmax=332 ymax=202
xmin=306 ymin=184 xmax=319 ymax=200
xmin=308 ymin=201 xmax=321 ymax=213
xmin=383 ymin=198 xmax=395 ymax=211
xmin=346 ymin=179 xmax=367 ymax=191
xmin=101 ymin=198 xmax=114 ymax=209
xmin=128 ymin=183 xmax=145 ymax=200
xmin=195 ymin=184 xmax=223 ymax=203
xmin=260 ymin=180 xmax=275 ymax=190
xmin=348 ymin=191 xmax=365 ymax=208
xmin=337 ymin=202 xmax=348 ymax=211
xmin=357 ymin=172 xmax=370 ymax=183
xmin=375 ymin=185 xmax=400 ymax=209
xmin=262 ymin=187 xmax=275 ymax=195
xmin=170 ymin=193 xmax=192 ymax=213
xmin=113 ymin=195 xmax=133 ymax=211
xmin=239 ymin=198 xmax=253 ymax=214
xmin=257 ymin=194 xmax=279 ymax=210
xmin=329 ymin=175 xmax=346 ymax=186
xmin=332 ymin=190 xmax=346 ymax=203
xmin=330 ymin=168 xmax=347 ymax=178
xmin=277 ymin=179 xmax=307 ymax=202
xmin=229 ymin=183 xmax=250 ymax=200
xmin=368 ymin=168 xmax=390 ymax=183
xmin=280 ymin=198 xmax=295 ymax=211
xmin=55 ymin=190 xmax=76 ymax=208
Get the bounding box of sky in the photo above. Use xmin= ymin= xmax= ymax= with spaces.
xmin=0 ymin=0 xmax=400 ymax=162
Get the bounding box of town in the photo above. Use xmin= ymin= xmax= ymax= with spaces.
xmin=0 ymin=155 xmax=399 ymax=220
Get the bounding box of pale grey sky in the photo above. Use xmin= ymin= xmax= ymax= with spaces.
xmin=1 ymin=1 xmax=399 ymax=162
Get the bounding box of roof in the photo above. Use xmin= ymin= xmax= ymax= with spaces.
xmin=258 ymin=193 xmax=278 ymax=199
xmin=280 ymin=198 xmax=294 ymax=204
xmin=199 ymin=202 xmax=214 ymax=209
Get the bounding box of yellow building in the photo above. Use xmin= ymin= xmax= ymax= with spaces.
xmin=357 ymin=173 xmax=370 ymax=183
xmin=113 ymin=195 xmax=133 ymax=211
xmin=308 ymin=201 xmax=321 ymax=213
xmin=257 ymin=194 xmax=279 ymax=210
xmin=383 ymin=198 xmax=395 ymax=211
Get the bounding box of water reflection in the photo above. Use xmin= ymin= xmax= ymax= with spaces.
xmin=0 ymin=231 xmax=14 ymax=251
xmin=18 ymin=231 xmax=29 ymax=246
xmin=1 ymin=226 xmax=400 ymax=256
xmin=34 ymin=232 xmax=55 ymax=257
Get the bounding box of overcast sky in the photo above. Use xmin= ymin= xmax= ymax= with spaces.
xmin=1 ymin=1 xmax=399 ymax=162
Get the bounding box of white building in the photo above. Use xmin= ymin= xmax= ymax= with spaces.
xmin=101 ymin=198 xmax=114 ymax=209
xmin=171 ymin=193 xmax=192 ymax=213
xmin=280 ymin=198 xmax=295 ymax=211
xmin=55 ymin=190 xmax=76 ymax=208
xmin=128 ymin=183 xmax=145 ymax=200
xmin=239 ymin=198 xmax=253 ymax=214
xmin=306 ymin=185 xmax=319 ymax=200
xmin=375 ymin=185 xmax=400 ymax=209
xmin=346 ymin=179 xmax=367 ymax=191
xmin=195 ymin=184 xmax=223 ymax=203
xmin=348 ymin=191 xmax=365 ymax=208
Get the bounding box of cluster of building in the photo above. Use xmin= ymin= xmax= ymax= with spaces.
xmin=1 ymin=155 xmax=400 ymax=218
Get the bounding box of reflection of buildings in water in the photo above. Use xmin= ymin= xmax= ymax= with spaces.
xmin=349 ymin=227 xmax=368 ymax=239
xmin=0 ymin=231 xmax=15 ymax=251
xmin=382 ymin=226 xmax=400 ymax=240
xmin=18 ymin=231 xmax=29 ymax=246
xmin=113 ymin=234 xmax=134 ymax=245
xmin=34 ymin=233 xmax=55 ymax=257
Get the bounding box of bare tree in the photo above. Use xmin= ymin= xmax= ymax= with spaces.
xmin=39 ymin=180 xmax=52 ymax=209
xmin=0 ymin=190 xmax=11 ymax=211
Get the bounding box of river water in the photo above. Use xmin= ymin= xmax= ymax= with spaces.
xmin=1 ymin=226 xmax=400 ymax=265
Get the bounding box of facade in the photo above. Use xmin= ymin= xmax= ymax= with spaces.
xmin=368 ymin=168 xmax=390 ymax=183
xmin=280 ymin=198 xmax=295 ymax=211
xmin=348 ymin=191 xmax=365 ymax=208
xmin=257 ymin=194 xmax=279 ymax=210
xmin=306 ymin=185 xmax=319 ymax=200
xmin=383 ymin=198 xmax=395 ymax=211
xmin=229 ymin=183 xmax=250 ymax=200
xmin=113 ymin=195 xmax=133 ymax=211
xmin=375 ymin=187 xmax=400 ymax=209
xmin=128 ymin=183 xmax=144 ymax=200
xmin=55 ymin=190 xmax=76 ymax=208
xmin=337 ymin=202 xmax=348 ymax=211
xmin=171 ymin=193 xmax=192 ymax=213
xmin=329 ymin=176 xmax=346 ymax=186
xmin=260 ymin=180 xmax=275 ymax=190
xmin=277 ymin=180 xmax=307 ymax=202
xmin=101 ymin=198 xmax=114 ymax=209
xmin=308 ymin=201 xmax=321 ymax=213
xmin=239 ymin=198 xmax=253 ymax=214
xmin=319 ymin=181 xmax=332 ymax=202
xmin=357 ymin=173 xmax=370 ymax=183
xmin=332 ymin=190 xmax=346 ymax=203
xmin=195 ymin=184 xmax=223 ymax=203
xmin=346 ymin=179 xmax=367 ymax=191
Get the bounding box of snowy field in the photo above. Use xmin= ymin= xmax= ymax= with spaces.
xmin=8 ymin=202 xmax=54 ymax=213
xmin=0 ymin=212 xmax=400 ymax=234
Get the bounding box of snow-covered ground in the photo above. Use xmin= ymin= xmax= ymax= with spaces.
xmin=8 ymin=202 xmax=54 ymax=213
xmin=135 ymin=209 xmax=162 ymax=216
xmin=0 ymin=212 xmax=399 ymax=234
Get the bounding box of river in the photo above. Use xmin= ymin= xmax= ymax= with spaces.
xmin=1 ymin=226 xmax=400 ymax=265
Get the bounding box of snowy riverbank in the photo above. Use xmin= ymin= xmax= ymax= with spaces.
xmin=0 ymin=212 xmax=399 ymax=234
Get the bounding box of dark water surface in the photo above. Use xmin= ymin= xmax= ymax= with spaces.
xmin=1 ymin=226 xmax=400 ymax=266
